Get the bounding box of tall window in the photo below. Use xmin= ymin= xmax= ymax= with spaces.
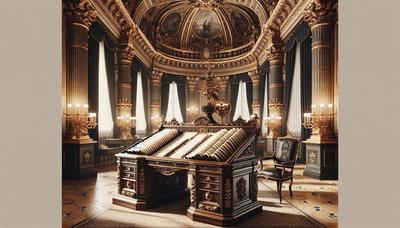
xmin=233 ymin=80 xmax=251 ymax=121
xmin=165 ymin=81 xmax=184 ymax=122
xmin=261 ymin=73 xmax=269 ymax=136
xmin=287 ymin=42 xmax=302 ymax=138
xmin=135 ymin=70 xmax=147 ymax=134
xmin=98 ymin=40 xmax=113 ymax=143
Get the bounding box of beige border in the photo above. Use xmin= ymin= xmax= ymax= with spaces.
xmin=0 ymin=0 xmax=61 ymax=227
xmin=340 ymin=0 xmax=400 ymax=227
xmin=1 ymin=0 xmax=400 ymax=227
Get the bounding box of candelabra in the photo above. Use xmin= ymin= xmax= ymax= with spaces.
xmin=264 ymin=115 xmax=282 ymax=138
xmin=116 ymin=115 xmax=136 ymax=139
xmin=215 ymin=100 xmax=231 ymax=124
xmin=303 ymin=103 xmax=336 ymax=143
xmin=65 ymin=103 xmax=97 ymax=143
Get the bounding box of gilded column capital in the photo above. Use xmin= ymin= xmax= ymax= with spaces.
xmin=62 ymin=0 xmax=97 ymax=28
xmin=117 ymin=46 xmax=135 ymax=63
xmin=217 ymin=76 xmax=229 ymax=86
xmin=265 ymin=27 xmax=284 ymax=62
xmin=304 ymin=0 xmax=338 ymax=27
xmin=150 ymin=70 xmax=163 ymax=85
xmin=248 ymin=69 xmax=261 ymax=84
xmin=187 ymin=76 xmax=199 ymax=91
xmin=266 ymin=45 xmax=284 ymax=62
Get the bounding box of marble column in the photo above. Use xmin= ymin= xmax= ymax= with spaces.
xmin=187 ymin=77 xmax=199 ymax=122
xmin=149 ymin=70 xmax=163 ymax=130
xmin=218 ymin=76 xmax=230 ymax=124
xmin=302 ymin=0 xmax=338 ymax=180
xmin=62 ymin=0 xmax=97 ymax=179
xmin=266 ymin=27 xmax=284 ymax=138
xmin=116 ymin=45 xmax=135 ymax=139
xmin=248 ymin=69 xmax=261 ymax=119
xmin=63 ymin=0 xmax=97 ymax=142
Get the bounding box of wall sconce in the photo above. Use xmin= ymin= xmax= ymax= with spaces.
xmin=65 ymin=103 xmax=97 ymax=142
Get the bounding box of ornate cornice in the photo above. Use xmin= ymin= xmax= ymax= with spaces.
xmin=88 ymin=0 xmax=120 ymax=40
xmin=63 ymin=0 xmax=97 ymax=28
xmin=280 ymin=0 xmax=312 ymax=39
xmin=304 ymin=0 xmax=338 ymax=27
xmin=89 ymin=0 xmax=307 ymax=76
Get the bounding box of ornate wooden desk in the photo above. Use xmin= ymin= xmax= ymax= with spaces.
xmin=112 ymin=119 xmax=262 ymax=226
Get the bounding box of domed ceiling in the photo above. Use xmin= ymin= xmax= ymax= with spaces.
xmin=129 ymin=0 xmax=264 ymax=61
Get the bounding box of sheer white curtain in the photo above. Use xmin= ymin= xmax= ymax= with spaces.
xmin=261 ymin=73 xmax=269 ymax=136
xmin=165 ymin=81 xmax=184 ymax=122
xmin=233 ymin=80 xmax=251 ymax=121
xmin=287 ymin=42 xmax=302 ymax=138
xmin=135 ymin=70 xmax=147 ymax=134
xmin=98 ymin=40 xmax=114 ymax=144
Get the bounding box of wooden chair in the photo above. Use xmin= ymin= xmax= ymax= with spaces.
xmin=258 ymin=135 xmax=299 ymax=203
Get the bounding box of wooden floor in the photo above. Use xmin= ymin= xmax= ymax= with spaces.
xmin=62 ymin=160 xmax=338 ymax=228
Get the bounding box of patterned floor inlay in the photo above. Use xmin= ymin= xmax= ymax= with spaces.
xmin=62 ymin=161 xmax=338 ymax=228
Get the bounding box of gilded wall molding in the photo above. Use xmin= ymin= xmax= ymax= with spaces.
xmin=88 ymin=0 xmax=120 ymax=40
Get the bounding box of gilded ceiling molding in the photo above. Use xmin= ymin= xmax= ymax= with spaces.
xmin=63 ymin=0 xmax=97 ymax=27
xmin=280 ymin=0 xmax=312 ymax=39
xmin=94 ymin=0 xmax=304 ymax=77
xmin=89 ymin=0 xmax=120 ymax=41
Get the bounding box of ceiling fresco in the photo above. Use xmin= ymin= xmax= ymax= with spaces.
xmin=130 ymin=0 xmax=264 ymax=60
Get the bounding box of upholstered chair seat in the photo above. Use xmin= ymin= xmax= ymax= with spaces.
xmin=258 ymin=135 xmax=299 ymax=203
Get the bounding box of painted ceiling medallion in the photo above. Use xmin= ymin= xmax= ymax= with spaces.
xmin=192 ymin=9 xmax=222 ymax=40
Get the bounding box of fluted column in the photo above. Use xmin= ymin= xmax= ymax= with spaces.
xmin=304 ymin=0 xmax=337 ymax=143
xmin=116 ymin=45 xmax=134 ymax=139
xmin=150 ymin=70 xmax=163 ymax=130
xmin=249 ymin=69 xmax=261 ymax=119
xmin=63 ymin=0 xmax=97 ymax=142
xmin=187 ymin=77 xmax=199 ymax=122
xmin=266 ymin=27 xmax=284 ymax=138
xmin=62 ymin=0 xmax=98 ymax=179
xmin=218 ymin=76 xmax=229 ymax=101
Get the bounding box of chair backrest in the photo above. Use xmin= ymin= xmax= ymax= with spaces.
xmin=273 ymin=136 xmax=299 ymax=167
